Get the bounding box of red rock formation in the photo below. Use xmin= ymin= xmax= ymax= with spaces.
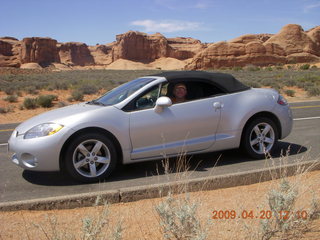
xmin=0 ymin=24 xmax=319 ymax=69
xmin=58 ymin=42 xmax=94 ymax=66
xmin=111 ymin=31 xmax=169 ymax=62
xmin=0 ymin=37 xmax=20 ymax=67
xmin=230 ymin=34 xmax=272 ymax=44
xmin=89 ymin=42 xmax=115 ymax=65
xmin=186 ymin=24 xmax=320 ymax=69
xmin=167 ymin=37 xmax=205 ymax=59
xmin=20 ymin=37 xmax=59 ymax=66
xmin=111 ymin=31 xmax=204 ymax=62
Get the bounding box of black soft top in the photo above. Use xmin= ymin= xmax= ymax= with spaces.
xmin=152 ymin=71 xmax=249 ymax=93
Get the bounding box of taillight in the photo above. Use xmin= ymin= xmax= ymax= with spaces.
xmin=277 ymin=95 xmax=288 ymax=106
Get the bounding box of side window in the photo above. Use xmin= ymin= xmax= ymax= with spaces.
xmin=167 ymin=80 xmax=225 ymax=103
xmin=133 ymin=83 xmax=169 ymax=111
xmin=135 ymin=86 xmax=159 ymax=110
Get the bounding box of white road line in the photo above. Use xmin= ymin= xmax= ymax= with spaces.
xmin=293 ymin=116 xmax=320 ymax=121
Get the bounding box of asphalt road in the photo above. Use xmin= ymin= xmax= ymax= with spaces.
xmin=0 ymin=101 xmax=319 ymax=203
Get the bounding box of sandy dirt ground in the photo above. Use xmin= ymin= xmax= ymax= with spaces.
xmin=0 ymin=169 xmax=319 ymax=240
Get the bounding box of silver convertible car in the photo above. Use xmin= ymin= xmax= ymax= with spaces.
xmin=8 ymin=71 xmax=293 ymax=182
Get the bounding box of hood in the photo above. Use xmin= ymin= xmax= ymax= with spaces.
xmin=16 ymin=103 xmax=109 ymax=133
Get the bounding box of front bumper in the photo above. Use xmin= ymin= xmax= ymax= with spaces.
xmin=8 ymin=126 xmax=74 ymax=171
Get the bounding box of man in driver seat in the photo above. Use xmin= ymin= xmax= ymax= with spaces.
xmin=171 ymin=83 xmax=187 ymax=104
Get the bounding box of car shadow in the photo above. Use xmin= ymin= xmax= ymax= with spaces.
xmin=22 ymin=141 xmax=307 ymax=186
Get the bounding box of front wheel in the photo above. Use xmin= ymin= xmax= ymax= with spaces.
xmin=64 ymin=133 xmax=117 ymax=183
xmin=241 ymin=117 xmax=278 ymax=159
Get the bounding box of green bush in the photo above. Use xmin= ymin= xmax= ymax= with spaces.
xmin=284 ymin=89 xmax=295 ymax=97
xmin=23 ymin=97 xmax=38 ymax=109
xmin=71 ymin=90 xmax=84 ymax=101
xmin=4 ymin=95 xmax=18 ymax=103
xmin=300 ymin=64 xmax=310 ymax=70
xmin=36 ymin=95 xmax=57 ymax=108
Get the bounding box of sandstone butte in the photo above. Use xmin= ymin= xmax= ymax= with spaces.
xmin=0 ymin=24 xmax=319 ymax=70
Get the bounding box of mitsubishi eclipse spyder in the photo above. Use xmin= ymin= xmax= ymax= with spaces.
xmin=8 ymin=71 xmax=293 ymax=183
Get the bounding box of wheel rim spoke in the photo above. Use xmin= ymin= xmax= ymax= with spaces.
xmin=253 ymin=126 xmax=261 ymax=135
xmin=89 ymin=163 xmax=97 ymax=177
xmin=262 ymin=125 xmax=271 ymax=136
xmin=74 ymin=159 xmax=88 ymax=169
xmin=250 ymin=138 xmax=259 ymax=146
xmin=264 ymin=137 xmax=274 ymax=144
xmin=92 ymin=141 xmax=103 ymax=155
xmin=259 ymin=142 xmax=265 ymax=153
xmin=78 ymin=144 xmax=90 ymax=157
xmin=96 ymin=156 xmax=110 ymax=165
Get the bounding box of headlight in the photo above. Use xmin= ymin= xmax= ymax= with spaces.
xmin=24 ymin=123 xmax=64 ymax=139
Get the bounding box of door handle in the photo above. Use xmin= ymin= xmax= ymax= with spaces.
xmin=213 ymin=102 xmax=223 ymax=110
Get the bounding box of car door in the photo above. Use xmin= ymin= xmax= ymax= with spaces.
xmin=128 ymin=83 xmax=222 ymax=160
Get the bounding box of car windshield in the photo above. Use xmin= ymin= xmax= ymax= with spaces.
xmin=92 ymin=77 xmax=156 ymax=106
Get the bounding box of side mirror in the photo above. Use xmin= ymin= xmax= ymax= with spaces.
xmin=154 ymin=96 xmax=172 ymax=113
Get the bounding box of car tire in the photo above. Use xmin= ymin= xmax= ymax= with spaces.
xmin=241 ymin=117 xmax=278 ymax=159
xmin=64 ymin=133 xmax=117 ymax=183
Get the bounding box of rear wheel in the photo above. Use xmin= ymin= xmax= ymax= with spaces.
xmin=241 ymin=117 xmax=278 ymax=159
xmin=64 ymin=133 xmax=117 ymax=183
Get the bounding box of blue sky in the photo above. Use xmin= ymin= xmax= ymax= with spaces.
xmin=1 ymin=0 xmax=319 ymax=45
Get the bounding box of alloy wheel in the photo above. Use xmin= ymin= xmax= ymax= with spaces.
xmin=72 ymin=139 xmax=111 ymax=178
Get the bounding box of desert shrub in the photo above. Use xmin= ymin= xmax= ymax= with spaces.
xmin=233 ymin=66 xmax=243 ymax=71
xmin=260 ymin=179 xmax=299 ymax=240
xmin=51 ymin=81 xmax=69 ymax=90
xmin=284 ymin=79 xmax=299 ymax=87
xmin=23 ymin=97 xmax=38 ymax=109
xmin=32 ymin=198 xmax=123 ymax=240
xmin=243 ymin=81 xmax=261 ymax=88
xmin=4 ymin=87 xmax=15 ymax=95
xmin=300 ymin=64 xmax=310 ymax=70
xmin=311 ymin=65 xmax=317 ymax=69
xmin=78 ymin=84 xmax=99 ymax=95
xmin=0 ymin=107 xmax=6 ymax=114
xmin=284 ymin=89 xmax=295 ymax=97
xmin=245 ymin=64 xmax=260 ymax=71
xmin=0 ymin=106 xmax=14 ymax=114
xmin=57 ymin=101 xmax=68 ymax=108
xmin=265 ymin=66 xmax=273 ymax=71
xmin=306 ymin=86 xmax=320 ymax=96
xmin=156 ymin=194 xmax=207 ymax=240
xmin=71 ymin=90 xmax=84 ymax=101
xmin=4 ymin=95 xmax=18 ymax=103
xmin=26 ymin=86 xmax=39 ymax=95
xmin=36 ymin=95 xmax=57 ymax=108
